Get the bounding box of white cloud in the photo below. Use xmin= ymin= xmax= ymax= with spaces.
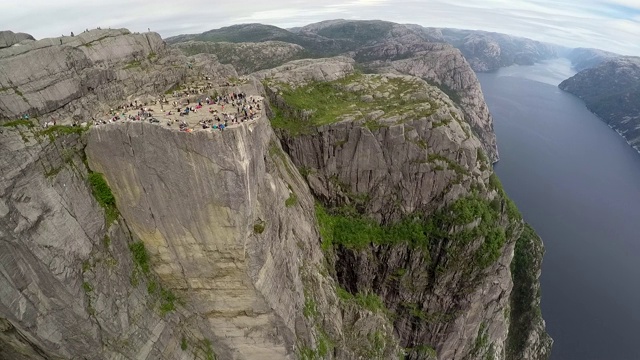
xmin=0 ymin=0 xmax=638 ymax=56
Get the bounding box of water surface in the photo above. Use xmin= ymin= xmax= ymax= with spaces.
xmin=478 ymin=58 xmax=640 ymax=360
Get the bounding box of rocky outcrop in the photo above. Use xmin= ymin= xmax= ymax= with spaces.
xmin=0 ymin=29 xmax=185 ymax=123
xmin=173 ymin=41 xmax=306 ymax=74
xmin=422 ymin=28 xmax=562 ymax=72
xmin=566 ymin=47 xmax=620 ymax=71
xmin=0 ymin=30 xmax=35 ymax=49
xmin=0 ymin=29 xmax=238 ymax=126
xmin=356 ymin=44 xmax=498 ymax=162
xmin=263 ymin=59 xmax=551 ymax=359
xmin=559 ymin=56 xmax=640 ymax=152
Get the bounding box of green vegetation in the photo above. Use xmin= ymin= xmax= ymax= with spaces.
xmin=336 ymin=285 xmax=387 ymax=313
xmin=253 ymin=220 xmax=266 ymax=234
xmin=103 ymin=235 xmax=111 ymax=249
xmin=268 ymin=73 xmax=438 ymax=136
xmin=303 ymin=296 xmax=318 ymax=319
xmin=82 ymin=281 xmax=93 ymax=293
xmin=129 ymin=241 xmax=150 ymax=274
xmin=285 ymin=192 xmax=298 ymax=207
xmin=88 ymin=172 xmax=119 ymax=225
xmin=124 ymin=59 xmax=142 ymax=69
xmin=427 ymin=154 xmax=469 ymax=177
xmin=147 ymin=52 xmax=157 ymax=60
xmin=316 ymin=203 xmax=428 ymax=251
xmin=159 ymin=288 xmax=177 ymax=315
xmin=181 ymin=336 xmax=188 ymax=351
xmin=506 ymin=224 xmax=547 ymax=359
xmin=40 ymin=125 xmax=88 ymax=142
xmin=317 ymin=189 xmax=512 ymax=269
xmin=2 ymin=119 xmax=34 ymax=128
xmin=198 ymin=339 xmax=216 ymax=360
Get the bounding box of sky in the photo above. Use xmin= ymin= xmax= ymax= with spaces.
xmin=1 ymin=0 xmax=639 ymax=56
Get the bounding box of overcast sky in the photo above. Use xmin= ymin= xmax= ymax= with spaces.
xmin=2 ymin=0 xmax=639 ymax=56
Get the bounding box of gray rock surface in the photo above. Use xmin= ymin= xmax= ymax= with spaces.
xmin=0 ymin=31 xmax=35 ymax=49
xmin=262 ymin=60 xmax=551 ymax=359
xmin=0 ymin=23 xmax=550 ymax=360
xmin=0 ymin=29 xmax=237 ymax=125
xmin=559 ymin=56 xmax=640 ymax=153
xmin=359 ymin=44 xmax=499 ymax=162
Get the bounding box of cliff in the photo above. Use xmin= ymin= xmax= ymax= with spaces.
xmin=168 ymin=20 xmax=500 ymax=162
xmin=1 ymin=26 xmax=550 ymax=360
xmin=258 ymin=58 xmax=551 ymax=359
xmin=559 ymin=56 xmax=640 ymax=152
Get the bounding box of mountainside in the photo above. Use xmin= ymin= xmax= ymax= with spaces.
xmin=168 ymin=20 xmax=500 ymax=162
xmin=426 ymin=28 xmax=562 ymax=72
xmin=559 ymin=56 xmax=640 ymax=152
xmin=173 ymin=41 xmax=307 ymax=74
xmin=1 ymin=25 xmax=551 ymax=360
xmin=565 ymin=47 xmax=620 ymax=71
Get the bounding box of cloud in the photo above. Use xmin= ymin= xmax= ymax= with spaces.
xmin=0 ymin=0 xmax=638 ymax=56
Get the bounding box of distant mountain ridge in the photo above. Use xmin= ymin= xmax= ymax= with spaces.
xmin=166 ymin=20 xmax=564 ymax=72
xmin=559 ymin=56 xmax=640 ymax=152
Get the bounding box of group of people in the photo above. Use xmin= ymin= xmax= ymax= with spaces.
xmin=92 ymin=87 xmax=264 ymax=134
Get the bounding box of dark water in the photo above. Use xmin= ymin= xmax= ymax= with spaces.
xmin=477 ymin=59 xmax=640 ymax=360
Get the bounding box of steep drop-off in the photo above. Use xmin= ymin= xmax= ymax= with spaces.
xmin=259 ymin=58 xmax=551 ymax=359
xmin=1 ymin=27 xmax=551 ymax=360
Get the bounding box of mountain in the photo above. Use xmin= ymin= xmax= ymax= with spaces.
xmin=559 ymin=56 xmax=640 ymax=152
xmin=424 ymin=28 xmax=563 ymax=72
xmin=565 ymin=47 xmax=620 ymax=71
xmin=1 ymin=24 xmax=551 ymax=360
xmin=172 ymin=41 xmax=308 ymax=74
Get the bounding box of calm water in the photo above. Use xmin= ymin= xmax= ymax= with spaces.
xmin=478 ymin=58 xmax=640 ymax=360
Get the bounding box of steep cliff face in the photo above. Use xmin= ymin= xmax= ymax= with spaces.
xmin=261 ymin=58 xmax=551 ymax=359
xmin=559 ymin=56 xmax=640 ymax=152
xmin=1 ymin=25 xmax=551 ymax=360
xmin=0 ymin=124 xmax=212 ymax=360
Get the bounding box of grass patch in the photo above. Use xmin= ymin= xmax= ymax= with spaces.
xmin=147 ymin=52 xmax=157 ymax=60
xmin=268 ymin=73 xmax=438 ymax=136
xmin=159 ymin=288 xmax=177 ymax=315
xmin=2 ymin=119 xmax=33 ymax=128
xmin=40 ymin=125 xmax=87 ymax=142
xmin=88 ymin=172 xmax=119 ymax=225
xmin=181 ymin=336 xmax=188 ymax=351
xmin=317 ymin=192 xmax=510 ymax=269
xmin=253 ymin=220 xmax=266 ymax=234
xmin=336 ymin=285 xmax=387 ymax=313
xmin=129 ymin=241 xmax=150 ymax=274
xmin=82 ymin=281 xmax=93 ymax=293
xmin=285 ymin=192 xmax=298 ymax=207
xmin=124 ymin=60 xmax=142 ymax=69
